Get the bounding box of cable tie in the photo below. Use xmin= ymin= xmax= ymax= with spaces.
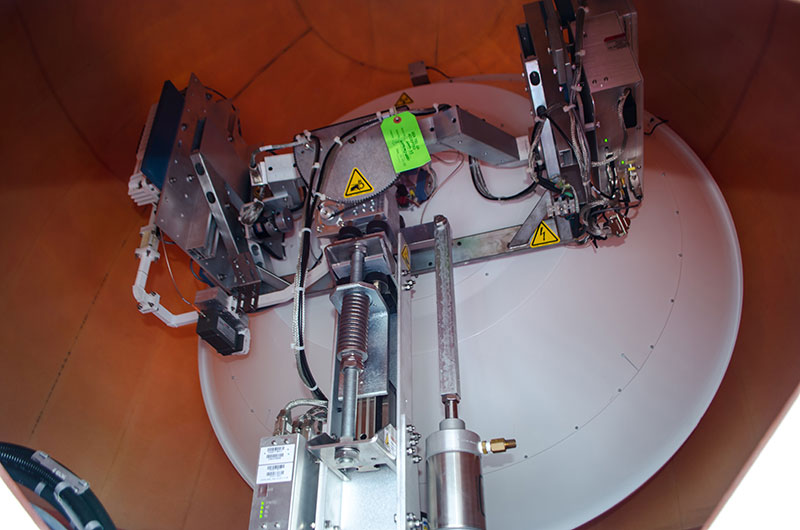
xmin=333 ymin=136 xmax=343 ymax=146
xmin=534 ymin=115 xmax=545 ymax=123
xmin=562 ymin=104 xmax=576 ymax=112
xmin=290 ymin=343 xmax=305 ymax=352
xmin=575 ymin=49 xmax=586 ymax=57
xmin=295 ymin=286 xmax=306 ymax=293
xmin=388 ymin=106 xmax=397 ymax=116
xmin=303 ymin=129 xmax=311 ymax=140
xmin=300 ymin=227 xmax=312 ymax=235
xmin=307 ymin=383 xmax=318 ymax=392
xmin=572 ymin=83 xmax=583 ymax=92
xmin=312 ymin=162 xmax=320 ymax=170
xmin=312 ymin=191 xmax=326 ymax=200
xmin=579 ymin=5 xmax=589 ymax=13
xmin=375 ymin=111 xmax=383 ymax=121
xmin=433 ymin=103 xmax=439 ymax=112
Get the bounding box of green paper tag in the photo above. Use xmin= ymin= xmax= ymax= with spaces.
xmin=380 ymin=111 xmax=431 ymax=173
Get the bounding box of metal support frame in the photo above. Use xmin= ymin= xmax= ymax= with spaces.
xmin=191 ymin=152 xmax=262 ymax=311
xmin=132 ymin=207 xmax=199 ymax=328
xmin=310 ymin=230 xmax=420 ymax=530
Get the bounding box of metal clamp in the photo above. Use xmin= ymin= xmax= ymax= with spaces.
xmin=32 ymin=451 xmax=89 ymax=495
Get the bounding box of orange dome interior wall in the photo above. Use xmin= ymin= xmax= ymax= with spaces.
xmin=0 ymin=1 xmax=798 ymax=528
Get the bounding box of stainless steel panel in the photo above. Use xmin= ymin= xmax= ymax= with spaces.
xmin=324 ymin=232 xmax=396 ymax=281
xmin=588 ymin=0 xmax=639 ymax=59
xmin=154 ymin=74 xmax=268 ymax=298
xmin=258 ymin=153 xmax=303 ymax=209
xmin=523 ymin=58 xmax=561 ymax=181
xmin=583 ymin=11 xmax=643 ymax=192
xmin=427 ymin=452 xmax=484 ymax=530
xmin=426 ymin=420 xmax=485 ymax=530
xmin=508 ymin=190 xmax=551 ymax=249
xmin=248 ymin=434 xmax=318 ymax=530
xmin=431 ymin=107 xmax=520 ymax=166
xmin=521 ymin=1 xmax=576 ymax=178
xmin=294 ymin=116 xmax=399 ymax=204
xmin=156 ymin=77 xmax=215 ymax=251
xmin=395 ymin=231 xmax=420 ymax=527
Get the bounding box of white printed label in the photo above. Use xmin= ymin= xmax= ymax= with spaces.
xmin=256 ymin=462 xmax=293 ymax=484
xmin=384 ymin=425 xmax=397 ymax=457
xmin=216 ymin=317 xmax=237 ymax=345
xmin=258 ymin=444 xmax=295 ymax=466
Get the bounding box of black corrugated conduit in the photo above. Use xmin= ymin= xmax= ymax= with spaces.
xmin=0 ymin=442 xmax=116 ymax=530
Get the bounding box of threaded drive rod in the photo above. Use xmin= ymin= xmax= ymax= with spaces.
xmin=350 ymin=244 xmax=365 ymax=282
xmin=341 ymin=366 xmax=360 ymax=440
xmin=337 ymin=245 xmax=369 ymax=440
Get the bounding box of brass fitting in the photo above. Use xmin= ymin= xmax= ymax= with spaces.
xmin=479 ymin=438 xmax=517 ymax=454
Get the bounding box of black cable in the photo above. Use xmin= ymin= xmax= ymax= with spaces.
xmin=295 ymin=135 xmax=326 ymax=402
xmin=203 ymin=85 xmax=229 ymax=101
xmin=468 ymin=156 xmax=538 ymax=201
xmin=644 ymin=116 xmax=669 ymax=136
xmin=0 ymin=442 xmax=116 ymax=530
xmin=426 ymin=65 xmax=452 ymax=79
xmin=548 ymin=115 xmax=582 ymax=167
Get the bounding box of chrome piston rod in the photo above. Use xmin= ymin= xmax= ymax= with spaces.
xmin=428 ymin=216 xmax=486 ymax=530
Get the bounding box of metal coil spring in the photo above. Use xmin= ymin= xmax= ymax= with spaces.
xmin=336 ymin=291 xmax=370 ymax=359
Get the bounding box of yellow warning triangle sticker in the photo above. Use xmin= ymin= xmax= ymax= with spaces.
xmin=400 ymin=244 xmax=411 ymax=270
xmin=394 ymin=91 xmax=414 ymax=108
xmin=344 ymin=167 xmax=374 ymax=198
xmin=530 ymin=220 xmax=560 ymax=248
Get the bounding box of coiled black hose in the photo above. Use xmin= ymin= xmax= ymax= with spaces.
xmin=0 ymin=442 xmax=116 ymax=530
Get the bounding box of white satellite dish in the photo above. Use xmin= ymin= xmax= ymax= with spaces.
xmin=199 ymin=83 xmax=742 ymax=529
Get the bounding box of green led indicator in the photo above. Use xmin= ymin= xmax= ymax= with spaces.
xmin=603 ymin=138 xmax=608 ymax=143
xmin=621 ymin=160 xmax=626 ymax=164
xmin=259 ymin=500 xmax=265 ymax=518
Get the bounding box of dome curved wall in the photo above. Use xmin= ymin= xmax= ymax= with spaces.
xmin=0 ymin=1 xmax=798 ymax=528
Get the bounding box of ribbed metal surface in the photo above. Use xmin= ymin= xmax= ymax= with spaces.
xmin=336 ymin=291 xmax=370 ymax=358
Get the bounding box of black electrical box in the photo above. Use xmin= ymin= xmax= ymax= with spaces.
xmin=196 ymin=307 xmax=244 ymax=356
